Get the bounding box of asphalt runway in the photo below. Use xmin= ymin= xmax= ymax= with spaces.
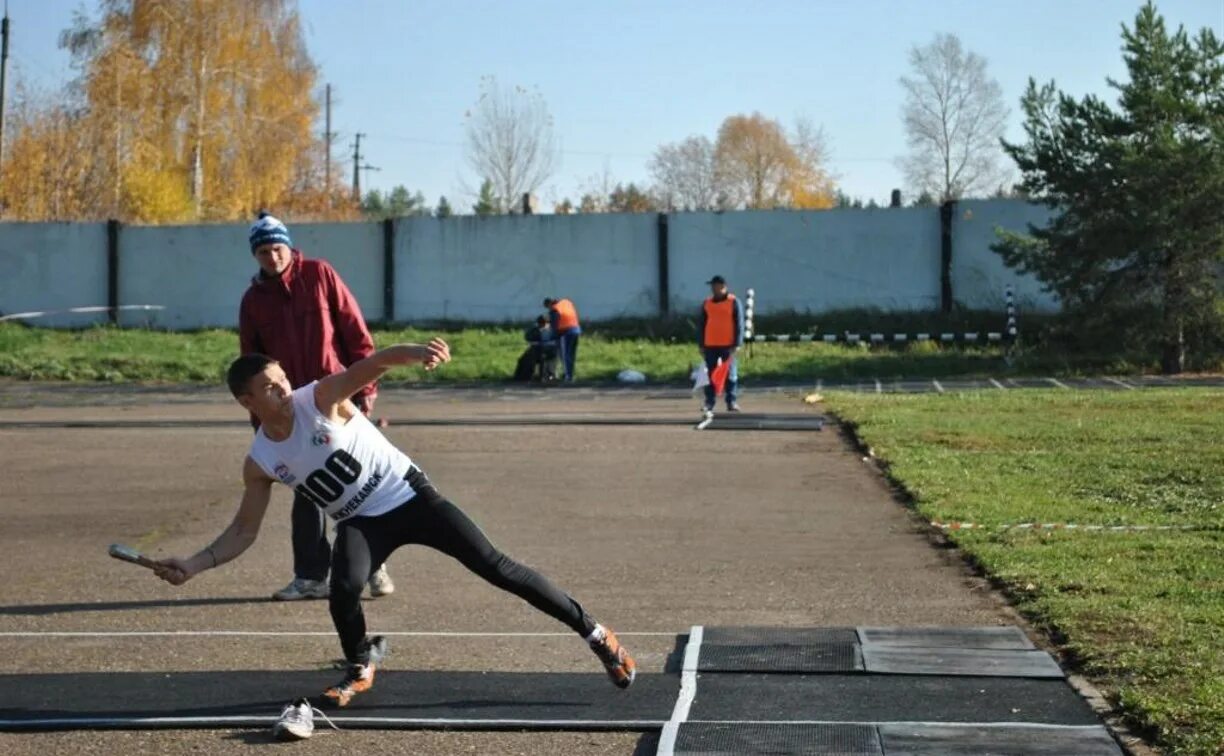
xmin=0 ymin=385 xmax=1124 ymax=754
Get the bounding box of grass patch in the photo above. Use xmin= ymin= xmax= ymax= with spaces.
xmin=0 ymin=320 xmax=1197 ymax=385
xmin=827 ymin=388 xmax=1224 ymax=755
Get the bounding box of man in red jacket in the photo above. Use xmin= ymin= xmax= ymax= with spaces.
xmin=239 ymin=212 xmax=395 ymax=601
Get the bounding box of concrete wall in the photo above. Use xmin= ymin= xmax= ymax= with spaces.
xmin=394 ymin=213 xmax=658 ymax=322
xmin=117 ymin=224 xmax=246 ymax=328
xmin=952 ymin=199 xmax=1059 ymax=312
xmin=292 ymin=222 xmax=385 ymax=320
xmin=0 ymin=201 xmax=1061 ymax=330
xmin=669 ymin=208 xmax=941 ymax=316
xmin=116 ymin=222 xmax=386 ymax=328
xmin=0 ymin=223 xmax=109 ymax=327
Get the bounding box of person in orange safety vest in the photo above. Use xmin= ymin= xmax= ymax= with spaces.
xmin=697 ymin=275 xmax=744 ymax=414
xmin=543 ymin=297 xmax=582 ymax=382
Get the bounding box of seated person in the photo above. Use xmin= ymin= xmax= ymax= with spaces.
xmin=516 ymin=316 xmax=558 ymax=381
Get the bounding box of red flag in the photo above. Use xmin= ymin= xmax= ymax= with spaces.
xmin=710 ymin=357 xmax=733 ymax=396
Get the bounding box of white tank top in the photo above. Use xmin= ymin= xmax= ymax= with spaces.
xmin=248 ymin=383 xmax=417 ymax=521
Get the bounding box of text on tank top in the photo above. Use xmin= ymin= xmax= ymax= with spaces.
xmin=248 ymin=383 xmax=417 ymax=521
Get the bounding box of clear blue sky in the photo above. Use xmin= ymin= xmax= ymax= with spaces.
xmin=8 ymin=0 xmax=1223 ymax=210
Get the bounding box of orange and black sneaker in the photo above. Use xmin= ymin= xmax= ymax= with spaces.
xmin=589 ymin=625 xmax=636 ymax=689
xmin=322 ymin=635 xmax=387 ymax=707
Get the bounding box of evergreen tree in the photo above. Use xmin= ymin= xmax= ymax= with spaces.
xmin=994 ymin=3 xmax=1224 ymax=372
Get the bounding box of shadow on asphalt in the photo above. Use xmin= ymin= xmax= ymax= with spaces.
xmin=0 ymin=596 xmax=267 ymax=616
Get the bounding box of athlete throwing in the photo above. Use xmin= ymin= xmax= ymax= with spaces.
xmin=151 ymin=340 xmax=635 ymax=708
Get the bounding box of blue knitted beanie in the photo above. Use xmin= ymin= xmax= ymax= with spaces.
xmin=249 ymin=211 xmax=292 ymax=251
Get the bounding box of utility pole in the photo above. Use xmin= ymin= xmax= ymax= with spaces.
xmin=323 ymin=84 xmax=332 ymax=205
xmin=350 ymin=132 xmax=378 ymax=203
xmin=0 ymin=4 xmax=10 ymax=192
xmin=351 ymin=132 xmax=365 ymax=202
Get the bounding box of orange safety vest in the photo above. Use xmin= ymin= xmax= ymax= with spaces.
xmin=703 ymin=294 xmax=737 ymax=347
xmin=551 ymin=298 xmax=580 ymax=332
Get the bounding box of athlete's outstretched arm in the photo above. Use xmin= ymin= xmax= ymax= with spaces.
xmin=314 ymin=340 xmax=450 ymax=414
xmin=153 ymin=457 xmax=274 ymax=586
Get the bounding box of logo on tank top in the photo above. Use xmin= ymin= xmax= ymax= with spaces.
xmin=312 ymin=430 xmax=331 ymax=446
xmin=273 ymin=462 xmax=296 ymax=485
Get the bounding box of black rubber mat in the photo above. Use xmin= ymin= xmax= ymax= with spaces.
xmin=702 ymin=627 xmax=859 ymax=645
xmin=705 ymin=414 xmax=825 ymax=431
xmin=857 ymin=626 xmax=1035 ymax=650
xmin=698 ymin=643 xmax=862 ymax=673
xmin=672 ymin=722 xmax=883 ymax=755
xmin=666 ymin=723 xmax=1122 ymax=756
xmin=859 ymin=646 xmax=1063 ymax=678
xmin=877 ymin=723 xmax=1123 ymax=755
xmin=688 ymin=674 xmax=1101 ymax=725
xmin=0 ymin=670 xmax=674 ymax=731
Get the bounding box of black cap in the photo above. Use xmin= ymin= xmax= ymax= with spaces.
xmin=706 ymin=275 xmax=726 ymax=285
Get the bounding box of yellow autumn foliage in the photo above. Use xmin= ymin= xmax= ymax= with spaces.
xmin=0 ymin=0 xmax=351 ymax=223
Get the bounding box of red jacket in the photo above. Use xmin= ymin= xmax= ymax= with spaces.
xmin=239 ymin=250 xmax=377 ymax=408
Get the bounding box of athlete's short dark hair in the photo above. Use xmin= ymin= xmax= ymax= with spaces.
xmin=227 ymin=354 xmax=278 ymax=397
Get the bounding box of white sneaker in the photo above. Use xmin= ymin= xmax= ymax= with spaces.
xmin=368 ymin=564 xmax=395 ymax=597
xmin=272 ymin=698 xmax=339 ymax=741
xmin=272 ymin=699 xmax=314 ymax=741
xmin=272 ymin=577 xmax=329 ymax=601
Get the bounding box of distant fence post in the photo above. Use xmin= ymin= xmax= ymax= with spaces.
xmin=382 ymin=218 xmax=395 ymax=323
xmin=939 ymin=201 xmax=955 ymax=313
xmin=107 ymin=219 xmax=121 ymax=325
xmin=745 ymin=287 xmax=755 ymax=359
xmin=657 ymin=212 xmax=670 ymax=316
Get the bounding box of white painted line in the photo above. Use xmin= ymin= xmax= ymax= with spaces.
xmin=657 ymin=624 xmax=703 ymax=756
xmin=988 ymin=378 xmax=1006 ymax=390
xmin=932 ymin=380 xmax=945 ymax=394
xmin=657 ymin=720 xmax=680 ymax=748
xmin=0 ymin=715 xmax=668 ymax=729
xmin=1104 ymin=377 xmax=1136 ymax=390
xmin=1047 ymin=377 xmax=1069 ymax=389
xmin=931 ymin=521 xmax=1205 ymax=533
xmin=0 ymin=716 xmax=1107 ymax=731
xmin=874 ymin=379 xmax=882 ymax=394
xmin=0 ymin=630 xmax=678 ymax=638
xmin=683 ymin=720 xmax=1109 ymax=730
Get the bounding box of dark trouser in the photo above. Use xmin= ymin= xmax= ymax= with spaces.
xmin=292 ymin=490 xmax=332 ymax=581
xmin=534 ymin=344 xmax=558 ymax=380
xmin=329 ymin=469 xmax=596 ymax=663
xmin=558 ymin=331 xmax=579 ymax=381
xmin=702 ymin=347 xmax=739 ymax=408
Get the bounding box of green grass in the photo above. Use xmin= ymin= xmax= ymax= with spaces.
xmin=0 ymin=320 xmax=1189 ymax=385
xmin=826 ymin=389 xmax=1224 ymax=755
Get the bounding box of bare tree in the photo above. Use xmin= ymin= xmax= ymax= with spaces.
xmin=464 ymin=76 xmax=559 ymax=213
xmin=648 ymin=135 xmax=718 ymax=211
xmin=899 ymin=33 xmax=1010 ymax=202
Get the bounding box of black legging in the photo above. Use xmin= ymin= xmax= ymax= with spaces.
xmin=328 ymin=470 xmax=595 ymax=663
